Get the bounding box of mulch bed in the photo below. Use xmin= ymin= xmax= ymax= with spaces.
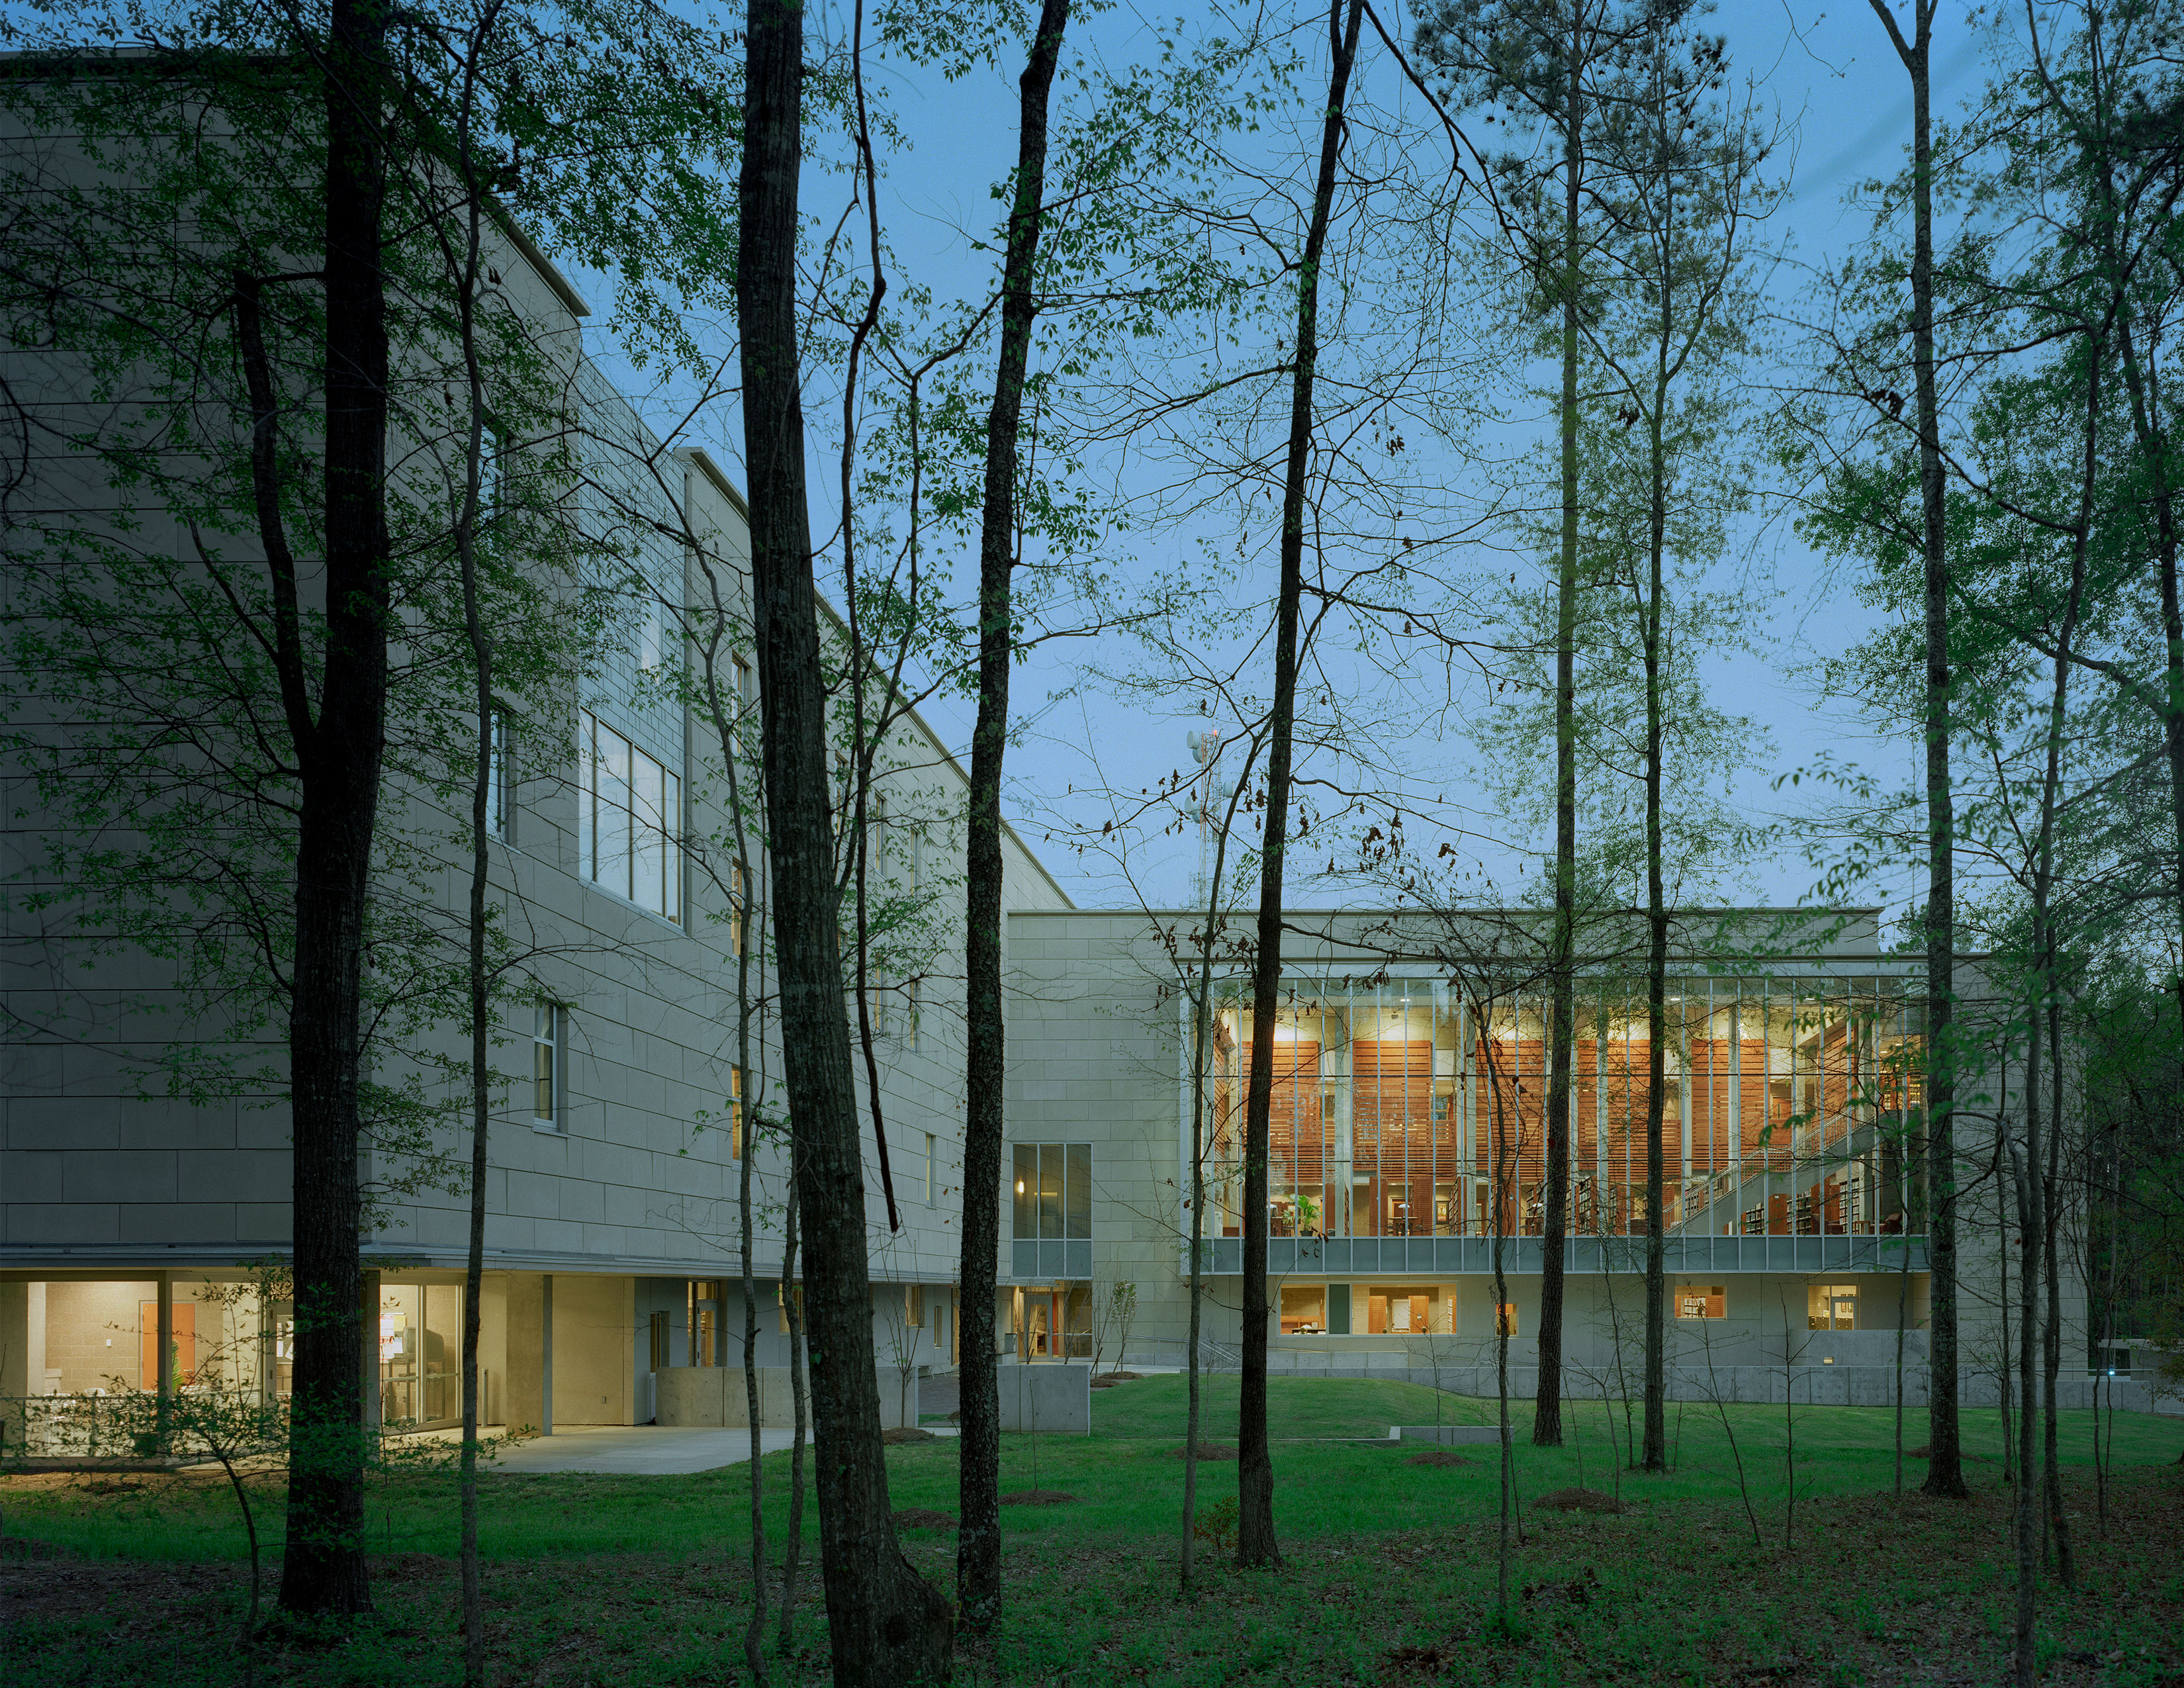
xmin=1405 ymin=1451 xmax=1480 ymax=1469
xmin=1089 ymin=1372 xmax=1145 ymax=1390
xmin=1907 ymin=1444 xmax=2000 ymax=1464
xmin=1533 ymin=1486 xmax=1627 ymax=1514
xmin=891 ymin=1509 xmax=957 ymax=1532
xmin=882 ymin=1427 xmax=939 ymax=1445
xmin=997 ymin=1490 xmax=1077 ymax=1506
xmin=1165 ymin=1442 xmax=1236 ymax=1460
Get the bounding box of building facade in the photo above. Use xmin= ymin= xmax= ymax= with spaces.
xmin=1000 ymin=907 xmax=2100 ymax=1407
xmin=0 ymin=183 xmax=1069 ymax=1438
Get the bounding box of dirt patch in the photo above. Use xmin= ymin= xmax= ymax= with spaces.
xmin=998 ymin=1489 xmax=1077 ymax=1506
xmin=1405 ymin=1451 xmax=1480 ymax=1470
xmin=0 ymin=1555 xmax=242 ymax=1626
xmin=1089 ymin=1371 xmax=1145 ymax=1389
xmin=891 ymin=1508 xmax=957 ymax=1532
xmin=367 ymin=1552 xmax=452 ymax=1581
xmin=1165 ymin=1441 xmax=1237 ymax=1460
xmin=881 ymin=1427 xmax=938 ymax=1445
xmin=1385 ymin=1640 xmax=1457 ymax=1675
xmin=0 ymin=1535 xmax=73 ymax=1562
xmin=1524 ymin=1566 xmax=1602 ymax=1608
xmin=1534 ymin=1487 xmax=1627 ymax=1515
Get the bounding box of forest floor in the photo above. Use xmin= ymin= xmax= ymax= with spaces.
xmin=3 ymin=1380 xmax=2180 ymax=1686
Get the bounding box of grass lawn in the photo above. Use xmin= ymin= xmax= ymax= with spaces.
xmin=3 ymin=1378 xmax=2180 ymax=1685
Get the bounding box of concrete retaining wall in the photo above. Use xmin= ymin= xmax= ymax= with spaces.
xmin=655 ymin=1366 xmax=905 ymax=1429
xmin=997 ymin=1361 xmax=1089 ymax=1434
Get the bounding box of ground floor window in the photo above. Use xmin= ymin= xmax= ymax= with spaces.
xmin=1676 ymin=1284 xmax=1728 ymax=1320
xmin=1281 ymin=1286 xmax=1326 ymax=1334
xmin=1363 ymin=1284 xmax=1456 ymax=1335
xmin=1808 ymin=1282 xmax=1858 ymax=1330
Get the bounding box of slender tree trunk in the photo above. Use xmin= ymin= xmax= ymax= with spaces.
xmin=1640 ymin=355 xmax=1668 ymax=1474
xmin=2042 ymin=998 xmax=2073 ymax=1587
xmin=778 ymin=1186 xmax=808 ymax=1652
xmin=1236 ymin=0 xmax=1365 ymax=1570
xmin=1894 ymin=1227 xmax=1911 ymax=1497
xmin=279 ymin=0 xmax=390 ymax=1615
xmin=1183 ymin=771 xmax=1246 ymax=1591
xmin=737 ymin=5 xmax=950 ymax=1677
xmin=958 ymin=0 xmax=1070 ymax=1632
xmin=1535 ymin=19 xmax=1586 ymax=1452
xmin=1865 ymin=0 xmax=1963 ymax=1501
xmin=1484 ymin=1011 xmax=1516 ymax=1624
xmin=729 ymin=648 xmax=769 ymax=1681
xmin=444 ymin=57 xmax=496 ymax=1677
xmin=2011 ymin=1120 xmax=2040 ymax=1688
xmin=2031 ymin=353 xmax=2098 ymax=1585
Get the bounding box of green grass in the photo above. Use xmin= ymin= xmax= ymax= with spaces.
xmin=3 ymin=1383 xmax=2181 ymax=1687
xmin=4 ymin=1383 xmax=2176 ymax=1567
xmin=1091 ymin=1372 xmax=1488 ymax=1439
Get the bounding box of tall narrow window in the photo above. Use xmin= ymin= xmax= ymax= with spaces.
xmin=924 ymin=1132 xmax=936 ymax=1203
xmin=734 ymin=653 xmax=756 ymax=714
xmin=533 ymin=1004 xmax=562 ymax=1129
xmin=484 ymin=709 xmax=513 ymax=841
xmin=729 ymin=1066 xmax=745 ymax=1159
xmin=906 ymin=977 xmax=923 ymax=1053
xmin=578 ymin=710 xmax=682 ymax=921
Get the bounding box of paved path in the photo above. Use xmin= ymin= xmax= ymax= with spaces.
xmin=918 ymin=1372 xmax=960 ymax=1419
xmin=484 ymin=1425 xmax=803 ymax=1476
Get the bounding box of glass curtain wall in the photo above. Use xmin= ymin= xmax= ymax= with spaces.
xmin=1200 ymin=975 xmax=1925 ymax=1243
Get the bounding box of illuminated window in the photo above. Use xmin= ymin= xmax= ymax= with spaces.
xmin=1808 ymin=1283 xmax=1857 ymax=1331
xmin=1280 ymin=1286 xmax=1326 ymax=1335
xmin=1011 ymin=1143 xmax=1092 ymax=1241
xmin=1676 ymin=1284 xmax=1727 ymax=1320
xmin=1496 ymin=1303 xmax=1519 ymax=1338
xmin=729 ymin=1066 xmax=745 ymax=1158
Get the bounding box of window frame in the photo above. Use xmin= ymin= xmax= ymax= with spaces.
xmin=1011 ymin=1142 xmax=1093 ymax=1241
xmin=577 ymin=709 xmax=683 ymax=923
xmin=531 ymin=1002 xmax=565 ymax=1131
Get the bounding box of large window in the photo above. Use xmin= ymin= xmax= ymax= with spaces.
xmin=1201 ymin=974 xmax=1929 ymax=1247
xmin=577 ymin=710 xmax=681 ymax=921
xmin=1012 ymin=1143 xmax=1092 ymax=1240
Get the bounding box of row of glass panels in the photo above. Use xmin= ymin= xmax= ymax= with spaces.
xmin=1191 ymin=974 xmax=1927 ymax=1245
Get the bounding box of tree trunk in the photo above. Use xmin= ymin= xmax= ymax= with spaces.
xmin=737 ymin=4 xmax=950 ymax=1678
xmin=1864 ymin=0 xmax=1963 ymax=1502
xmin=2042 ymin=997 xmax=2073 ymax=1588
xmin=778 ymin=1185 xmax=808 ymax=1652
xmin=1641 ymin=383 xmax=1668 ymax=1473
xmin=446 ymin=77 xmax=494 ymax=1682
xmin=279 ymin=0 xmax=390 ymax=1615
xmin=1535 ymin=21 xmax=1586 ymax=1452
xmin=1238 ymin=0 xmax=1365 ymax=1569
xmin=957 ymin=0 xmax=1070 ymax=1633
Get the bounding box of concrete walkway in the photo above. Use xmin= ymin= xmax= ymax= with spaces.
xmin=484 ymin=1425 xmax=803 ymax=1476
